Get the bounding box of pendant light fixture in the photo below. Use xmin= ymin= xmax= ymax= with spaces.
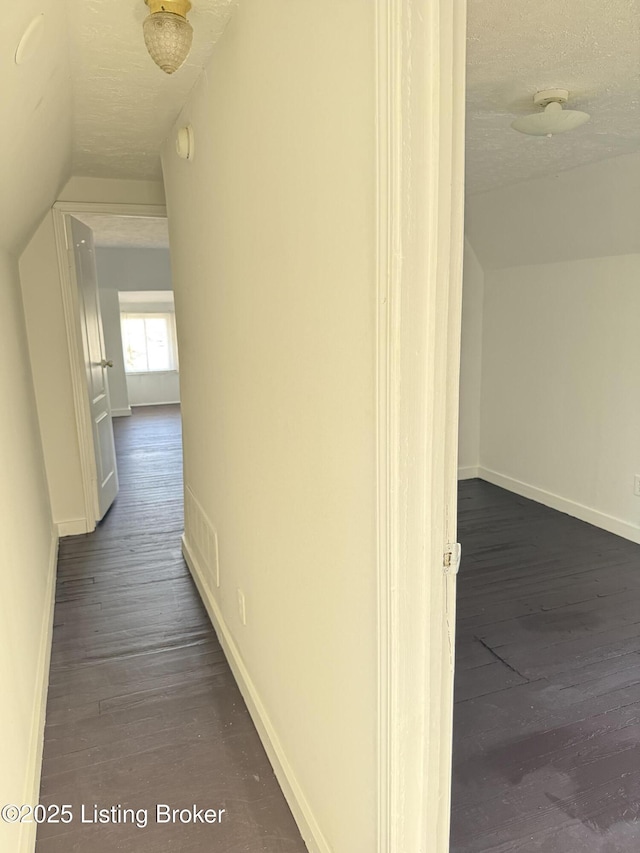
xmin=143 ymin=0 xmax=193 ymax=75
xmin=511 ymin=89 xmax=590 ymax=137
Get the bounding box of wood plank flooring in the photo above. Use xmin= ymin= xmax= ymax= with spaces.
xmin=37 ymin=405 xmax=306 ymax=853
xmin=452 ymin=479 xmax=640 ymax=853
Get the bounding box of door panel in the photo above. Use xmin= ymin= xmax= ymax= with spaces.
xmin=69 ymin=217 xmax=119 ymax=520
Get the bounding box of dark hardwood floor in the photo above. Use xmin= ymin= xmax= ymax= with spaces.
xmin=452 ymin=479 xmax=640 ymax=853
xmin=37 ymin=405 xmax=306 ymax=853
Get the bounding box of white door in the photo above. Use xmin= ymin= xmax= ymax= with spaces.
xmin=69 ymin=216 xmax=119 ymax=520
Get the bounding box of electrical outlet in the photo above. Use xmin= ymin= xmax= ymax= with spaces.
xmin=237 ymin=589 xmax=246 ymax=625
xmin=635 ymin=475 xmax=640 ymax=497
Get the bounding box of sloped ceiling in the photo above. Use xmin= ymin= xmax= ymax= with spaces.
xmin=466 ymin=151 xmax=640 ymax=269
xmin=73 ymin=214 xmax=169 ymax=248
xmin=1 ymin=2 xmax=72 ymax=251
xmin=67 ymin=0 xmax=236 ymax=180
xmin=466 ymin=0 xmax=640 ymax=196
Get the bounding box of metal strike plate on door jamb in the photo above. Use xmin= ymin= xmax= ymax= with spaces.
xmin=443 ymin=542 xmax=462 ymax=575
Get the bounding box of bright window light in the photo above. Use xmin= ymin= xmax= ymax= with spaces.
xmin=121 ymin=313 xmax=178 ymax=373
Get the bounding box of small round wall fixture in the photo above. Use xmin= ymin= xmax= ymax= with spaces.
xmin=143 ymin=0 xmax=193 ymax=75
xmin=176 ymin=125 xmax=195 ymax=160
xmin=15 ymin=14 xmax=45 ymax=65
xmin=511 ymin=89 xmax=590 ymax=137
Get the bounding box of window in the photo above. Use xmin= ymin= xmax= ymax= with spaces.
xmin=121 ymin=313 xmax=178 ymax=373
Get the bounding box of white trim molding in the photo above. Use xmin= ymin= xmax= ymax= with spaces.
xmin=57 ymin=518 xmax=92 ymax=537
xmin=458 ymin=465 xmax=480 ymax=480
xmin=182 ymin=536 xmax=330 ymax=853
xmin=18 ymin=531 xmax=57 ymax=853
xmin=111 ymin=407 xmax=132 ymax=418
xmin=130 ymin=401 xmax=180 ymax=408
xmin=376 ymin=1 xmax=466 ymax=851
xmin=479 ymin=467 xmax=640 ymax=546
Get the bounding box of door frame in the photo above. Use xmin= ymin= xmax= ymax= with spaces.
xmin=52 ymin=202 xmax=167 ymax=532
xmin=376 ymin=0 xmax=466 ymax=849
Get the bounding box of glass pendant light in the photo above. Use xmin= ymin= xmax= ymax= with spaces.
xmin=143 ymin=0 xmax=193 ymax=75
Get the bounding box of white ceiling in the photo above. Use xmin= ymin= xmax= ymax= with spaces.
xmin=67 ymin=0 xmax=236 ymax=180
xmin=5 ymin=0 xmax=639 ymax=252
xmin=74 ymin=214 xmax=169 ymax=248
xmin=466 ymin=0 xmax=640 ymax=195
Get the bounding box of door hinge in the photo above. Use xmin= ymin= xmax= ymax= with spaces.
xmin=443 ymin=542 xmax=462 ymax=576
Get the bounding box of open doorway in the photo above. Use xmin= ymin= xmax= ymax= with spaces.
xmin=75 ymin=213 xmax=181 ymax=417
xmin=451 ymin=2 xmax=640 ymax=849
xmin=51 ymin=207 xmax=182 ymax=527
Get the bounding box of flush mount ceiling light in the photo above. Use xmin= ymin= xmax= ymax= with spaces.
xmin=511 ymin=89 xmax=591 ymax=137
xmin=143 ymin=0 xmax=193 ymax=75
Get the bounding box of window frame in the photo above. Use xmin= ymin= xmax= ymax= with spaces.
xmin=120 ymin=311 xmax=179 ymax=375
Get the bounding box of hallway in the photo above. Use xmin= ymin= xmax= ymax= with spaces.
xmin=36 ymin=406 xmax=306 ymax=852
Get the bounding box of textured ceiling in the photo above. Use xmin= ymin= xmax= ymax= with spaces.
xmin=74 ymin=214 xmax=169 ymax=248
xmin=466 ymin=0 xmax=640 ymax=195
xmin=67 ymin=0 xmax=236 ymax=180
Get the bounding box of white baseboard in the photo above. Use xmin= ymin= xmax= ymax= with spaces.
xmin=19 ymin=531 xmax=58 ymax=853
xmin=111 ymin=407 xmax=131 ymax=417
xmin=458 ymin=466 xmax=480 ymax=480
xmin=57 ymin=518 xmax=90 ymax=537
xmin=182 ymin=535 xmax=327 ymax=853
xmin=478 ymin=466 xmax=640 ymax=545
xmin=130 ymin=401 xmax=180 ymax=408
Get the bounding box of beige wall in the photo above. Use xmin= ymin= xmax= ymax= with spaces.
xmin=480 ymin=253 xmax=640 ymax=542
xmin=458 ymin=238 xmax=484 ymax=475
xmin=162 ymin=1 xmax=378 ymax=849
xmin=0 ymin=249 xmax=56 ymax=853
xmin=1 ymin=0 xmax=71 ymax=254
xmin=20 ymin=214 xmax=87 ymax=529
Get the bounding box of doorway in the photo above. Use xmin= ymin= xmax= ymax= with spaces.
xmin=51 ymin=203 xmax=178 ymax=530
xmin=452 ymin=1 xmax=640 ymax=845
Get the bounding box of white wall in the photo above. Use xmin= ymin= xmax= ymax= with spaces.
xmin=162 ymin=1 xmax=377 ymax=850
xmin=480 ymin=253 xmax=640 ymax=543
xmin=95 ymin=246 xmax=172 ymax=292
xmin=0 ymin=250 xmax=56 ymax=853
xmin=126 ymin=371 xmax=180 ymax=406
xmin=96 ymin=247 xmax=175 ymax=413
xmin=458 ymin=239 xmax=484 ymax=477
xmin=99 ymin=288 xmax=130 ymax=415
xmin=96 ymin=247 xmax=180 ymax=416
